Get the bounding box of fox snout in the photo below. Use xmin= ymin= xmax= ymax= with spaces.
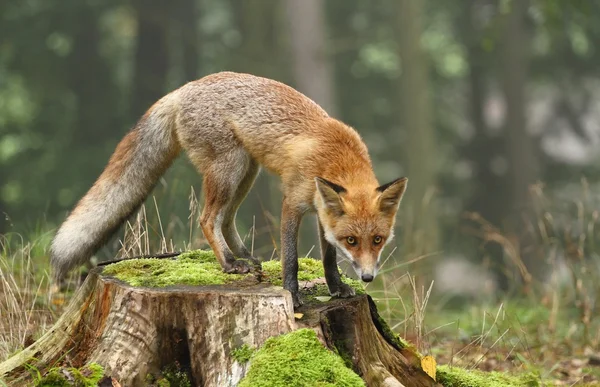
xmin=361 ymin=273 xmax=374 ymax=282
xmin=351 ymin=259 xmax=379 ymax=283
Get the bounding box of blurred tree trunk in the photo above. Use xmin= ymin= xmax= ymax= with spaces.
xmin=500 ymin=0 xmax=538 ymax=213
xmin=68 ymin=3 xmax=118 ymax=145
xmin=499 ymin=0 xmax=538 ymax=286
xmin=461 ymin=1 xmax=505 ymax=219
xmin=284 ymin=0 xmax=336 ymax=116
xmin=230 ymin=0 xmax=285 ymax=257
xmin=396 ymin=0 xmax=439 ymax=255
xmin=459 ymin=1 xmax=538 ymax=290
xmin=174 ymin=0 xmax=200 ymax=83
xmin=132 ymin=0 xmax=170 ymax=117
xmin=284 ymin=0 xmax=336 ymax=256
xmin=459 ymin=1 xmax=509 ymax=286
xmin=65 ymin=2 xmax=121 ymax=205
xmin=231 ymin=0 xmax=284 ymax=79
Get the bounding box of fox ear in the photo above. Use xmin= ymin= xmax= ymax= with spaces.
xmin=376 ymin=177 xmax=408 ymax=214
xmin=315 ymin=177 xmax=346 ymax=215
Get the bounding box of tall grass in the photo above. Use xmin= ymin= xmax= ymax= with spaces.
xmin=0 ymin=233 xmax=57 ymax=359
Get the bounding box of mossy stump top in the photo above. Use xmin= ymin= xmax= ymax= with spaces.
xmin=101 ymin=249 xmax=365 ymax=304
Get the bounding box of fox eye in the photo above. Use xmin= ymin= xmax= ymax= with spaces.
xmin=373 ymin=236 xmax=383 ymax=245
xmin=346 ymin=236 xmax=357 ymax=246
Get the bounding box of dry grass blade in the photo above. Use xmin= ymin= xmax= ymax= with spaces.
xmin=408 ymin=274 xmax=434 ymax=352
xmin=0 ymin=235 xmax=57 ymax=360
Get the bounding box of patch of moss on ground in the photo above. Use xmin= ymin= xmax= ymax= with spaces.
xmin=238 ymin=329 xmax=365 ymax=387
xmin=437 ymin=365 xmax=540 ymax=387
xmin=36 ymin=363 xmax=104 ymax=386
xmin=231 ymin=344 xmax=254 ymax=363
xmin=103 ymin=250 xmax=253 ymax=287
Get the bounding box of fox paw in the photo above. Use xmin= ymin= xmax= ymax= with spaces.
xmin=292 ymin=292 xmax=304 ymax=309
xmin=330 ymin=283 xmax=355 ymax=298
xmin=224 ymin=259 xmax=254 ymax=274
xmin=245 ymin=255 xmax=262 ymax=270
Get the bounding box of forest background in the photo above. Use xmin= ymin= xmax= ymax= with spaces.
xmin=1 ymin=0 xmax=600 ymax=384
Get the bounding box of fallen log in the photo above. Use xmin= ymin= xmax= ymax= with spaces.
xmin=0 ymin=250 xmax=438 ymax=386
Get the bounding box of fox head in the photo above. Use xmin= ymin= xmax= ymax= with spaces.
xmin=314 ymin=176 xmax=407 ymax=283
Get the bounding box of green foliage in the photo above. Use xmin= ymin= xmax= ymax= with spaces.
xmin=231 ymin=344 xmax=254 ymax=363
xmin=36 ymin=363 xmax=104 ymax=387
xmin=437 ymin=365 xmax=540 ymax=387
xmin=238 ymin=329 xmax=365 ymax=387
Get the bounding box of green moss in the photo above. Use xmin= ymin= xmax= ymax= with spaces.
xmin=103 ymin=250 xmax=252 ymax=287
xmin=384 ymin=325 xmax=413 ymax=350
xmin=36 ymin=363 xmax=104 ymax=387
xmin=261 ymin=258 xmax=323 ymax=286
xmin=36 ymin=371 xmax=70 ymax=387
xmin=370 ymin=302 xmax=415 ymax=351
xmin=261 ymin=257 xmax=364 ymax=294
xmin=238 ymin=328 xmax=365 ymax=387
xmin=160 ymin=364 xmax=191 ymax=387
xmin=304 ymin=283 xmax=337 ymax=302
xmin=144 ymin=364 xmax=192 ymax=387
xmin=104 ymin=251 xmax=364 ymax=296
xmin=332 ymin=339 xmax=354 ymax=370
xmin=437 ymin=365 xmax=540 ymax=387
xmin=157 ymin=379 xmax=171 ymax=387
xmin=231 ymin=344 xmax=255 ymax=363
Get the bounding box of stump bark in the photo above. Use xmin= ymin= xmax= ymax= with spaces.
xmin=0 ymin=267 xmax=439 ymax=387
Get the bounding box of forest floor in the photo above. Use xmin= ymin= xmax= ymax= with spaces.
xmin=1 ymin=237 xmax=599 ymax=386
xmin=403 ymin=300 xmax=600 ymax=386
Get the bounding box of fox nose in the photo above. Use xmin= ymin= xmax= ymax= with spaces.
xmin=361 ymin=273 xmax=374 ymax=282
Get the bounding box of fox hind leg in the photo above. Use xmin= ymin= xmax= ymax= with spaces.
xmin=197 ymin=151 xmax=256 ymax=274
xmin=222 ymin=159 xmax=261 ymax=267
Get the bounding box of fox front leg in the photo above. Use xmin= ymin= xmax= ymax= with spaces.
xmin=281 ymin=197 xmax=304 ymax=308
xmin=318 ymin=219 xmax=355 ymax=298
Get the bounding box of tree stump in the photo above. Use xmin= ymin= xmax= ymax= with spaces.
xmin=0 ymin=255 xmax=439 ymax=387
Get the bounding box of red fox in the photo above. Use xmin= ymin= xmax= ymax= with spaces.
xmin=51 ymin=72 xmax=407 ymax=306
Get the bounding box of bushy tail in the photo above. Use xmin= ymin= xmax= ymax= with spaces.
xmin=50 ymin=93 xmax=182 ymax=279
